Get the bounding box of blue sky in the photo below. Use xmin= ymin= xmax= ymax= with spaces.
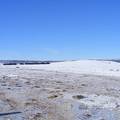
xmin=0 ymin=0 xmax=120 ymax=60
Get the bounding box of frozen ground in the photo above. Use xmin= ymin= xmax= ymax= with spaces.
xmin=0 ymin=60 xmax=120 ymax=120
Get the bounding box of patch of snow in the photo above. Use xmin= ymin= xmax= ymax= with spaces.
xmin=64 ymin=93 xmax=120 ymax=109
xmin=79 ymin=94 xmax=119 ymax=109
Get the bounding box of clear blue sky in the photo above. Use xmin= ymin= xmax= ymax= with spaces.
xmin=0 ymin=0 xmax=120 ymax=60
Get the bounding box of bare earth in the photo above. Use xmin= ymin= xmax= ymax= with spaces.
xmin=0 ymin=66 xmax=120 ymax=120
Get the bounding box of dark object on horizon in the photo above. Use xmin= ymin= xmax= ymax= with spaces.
xmin=19 ymin=63 xmax=24 ymax=65
xmin=3 ymin=63 xmax=17 ymax=65
xmin=111 ymin=60 xmax=120 ymax=63
xmin=1 ymin=60 xmax=62 ymax=66
xmin=0 ymin=112 xmax=21 ymax=116
xmin=24 ymin=61 xmax=50 ymax=65
xmin=3 ymin=61 xmax=50 ymax=65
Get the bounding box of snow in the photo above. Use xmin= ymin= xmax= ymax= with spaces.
xmin=77 ymin=94 xmax=120 ymax=109
xmin=0 ymin=60 xmax=120 ymax=119
xmin=18 ymin=60 xmax=120 ymax=77
xmin=64 ymin=93 xmax=120 ymax=109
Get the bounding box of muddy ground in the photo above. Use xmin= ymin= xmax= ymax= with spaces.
xmin=0 ymin=67 xmax=120 ymax=120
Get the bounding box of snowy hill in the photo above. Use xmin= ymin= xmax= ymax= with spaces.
xmin=19 ymin=60 xmax=120 ymax=77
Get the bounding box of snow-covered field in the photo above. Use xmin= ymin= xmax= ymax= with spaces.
xmin=9 ymin=60 xmax=120 ymax=77
xmin=0 ymin=60 xmax=120 ymax=120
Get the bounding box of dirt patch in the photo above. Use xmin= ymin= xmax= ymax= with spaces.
xmin=48 ymin=95 xmax=58 ymax=99
xmin=72 ymin=95 xmax=86 ymax=100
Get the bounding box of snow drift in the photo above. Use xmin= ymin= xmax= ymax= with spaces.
xmin=18 ymin=60 xmax=120 ymax=77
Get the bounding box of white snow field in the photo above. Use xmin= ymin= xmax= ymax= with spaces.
xmin=17 ymin=60 xmax=120 ymax=77
xmin=0 ymin=60 xmax=120 ymax=119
